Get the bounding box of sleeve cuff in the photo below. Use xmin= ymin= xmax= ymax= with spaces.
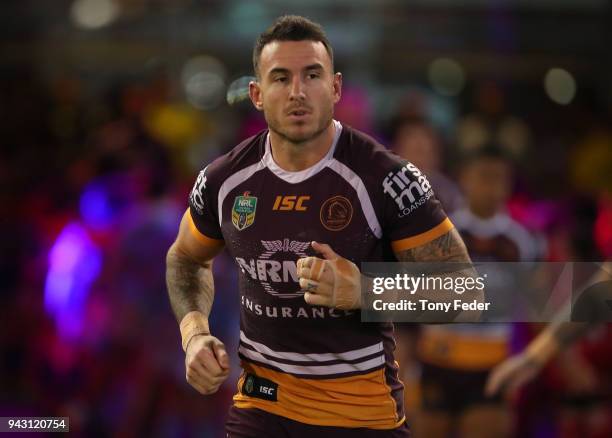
xmin=188 ymin=211 xmax=224 ymax=247
xmin=391 ymin=217 xmax=454 ymax=252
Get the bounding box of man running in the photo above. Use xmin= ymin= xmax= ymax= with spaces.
xmin=166 ymin=15 xmax=473 ymax=437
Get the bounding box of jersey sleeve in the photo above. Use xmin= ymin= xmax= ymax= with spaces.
xmin=380 ymin=159 xmax=453 ymax=253
xmin=188 ymin=164 xmax=224 ymax=242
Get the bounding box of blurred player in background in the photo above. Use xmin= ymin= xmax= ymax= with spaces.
xmin=391 ymin=116 xmax=464 ymax=215
xmin=487 ymin=263 xmax=612 ymax=438
xmin=166 ymin=15 xmax=476 ymax=437
xmin=390 ymin=115 xmax=465 ymax=424
xmin=413 ymin=146 xmax=538 ymax=438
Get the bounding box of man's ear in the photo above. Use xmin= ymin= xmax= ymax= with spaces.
xmin=332 ymin=72 xmax=342 ymax=104
xmin=249 ymin=80 xmax=264 ymax=111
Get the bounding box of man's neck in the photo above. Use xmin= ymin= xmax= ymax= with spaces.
xmin=269 ymin=122 xmax=336 ymax=172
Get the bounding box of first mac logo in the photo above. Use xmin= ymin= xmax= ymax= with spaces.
xmin=232 ymin=191 xmax=258 ymax=231
xmin=383 ymin=163 xmax=433 ymax=217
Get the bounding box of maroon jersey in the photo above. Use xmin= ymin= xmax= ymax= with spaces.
xmin=188 ymin=120 xmax=452 ymax=429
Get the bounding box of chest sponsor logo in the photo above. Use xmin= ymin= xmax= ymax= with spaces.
xmin=383 ymin=163 xmax=433 ymax=217
xmin=232 ymin=191 xmax=258 ymax=231
xmin=320 ymin=196 xmax=353 ymax=231
xmin=241 ymin=295 xmax=355 ymax=319
xmin=272 ymin=195 xmax=310 ymax=211
xmin=235 ymin=238 xmax=310 ymax=298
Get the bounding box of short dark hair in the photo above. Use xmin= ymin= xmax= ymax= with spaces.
xmin=253 ymin=15 xmax=334 ymax=78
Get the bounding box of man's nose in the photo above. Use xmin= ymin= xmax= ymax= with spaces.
xmin=289 ymin=77 xmax=306 ymax=100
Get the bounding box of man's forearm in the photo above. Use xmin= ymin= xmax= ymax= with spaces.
xmin=166 ymin=242 xmax=215 ymax=324
xmin=389 ymin=228 xmax=482 ymax=321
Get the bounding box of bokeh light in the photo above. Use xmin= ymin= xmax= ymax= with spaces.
xmin=544 ymin=68 xmax=577 ymax=105
xmin=428 ymin=58 xmax=466 ymax=97
xmin=80 ymin=181 xmax=114 ymax=230
xmin=44 ymin=222 xmax=102 ymax=340
xmin=70 ymin=0 xmax=119 ymax=30
xmin=182 ymin=56 xmax=227 ymax=110
xmin=227 ymin=76 xmax=255 ymax=106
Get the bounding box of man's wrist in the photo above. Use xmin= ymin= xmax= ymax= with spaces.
xmin=184 ymin=333 xmax=209 ymax=354
xmin=331 ymin=258 xmax=362 ymax=310
xmin=180 ymin=311 xmax=210 ymax=352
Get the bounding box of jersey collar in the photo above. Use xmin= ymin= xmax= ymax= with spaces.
xmin=262 ymin=119 xmax=342 ymax=184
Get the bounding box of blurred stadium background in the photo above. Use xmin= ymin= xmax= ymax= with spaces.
xmin=0 ymin=0 xmax=610 ymax=436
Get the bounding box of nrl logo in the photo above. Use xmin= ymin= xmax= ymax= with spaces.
xmin=232 ymin=191 xmax=258 ymax=231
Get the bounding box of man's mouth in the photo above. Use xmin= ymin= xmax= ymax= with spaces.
xmin=288 ymin=109 xmax=310 ymax=116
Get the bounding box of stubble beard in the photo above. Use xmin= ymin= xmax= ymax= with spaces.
xmin=266 ymin=108 xmax=333 ymax=146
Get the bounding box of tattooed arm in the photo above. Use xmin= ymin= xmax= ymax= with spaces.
xmin=166 ymin=209 xmax=230 ymax=395
xmin=391 ymin=227 xmax=483 ymax=322
xmin=166 ymin=209 xmax=224 ymax=323
xmin=394 ymin=227 xmax=471 ymax=263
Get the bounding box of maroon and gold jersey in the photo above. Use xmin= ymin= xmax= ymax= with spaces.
xmin=188 ymin=120 xmax=452 ymax=429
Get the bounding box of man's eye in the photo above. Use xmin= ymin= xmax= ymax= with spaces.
xmin=275 ymin=77 xmax=287 ymax=83
xmin=308 ymin=73 xmax=320 ymax=79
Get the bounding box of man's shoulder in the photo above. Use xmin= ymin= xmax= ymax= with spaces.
xmin=200 ymin=129 xmax=267 ymax=186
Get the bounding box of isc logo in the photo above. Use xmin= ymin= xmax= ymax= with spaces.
xmin=272 ymin=195 xmax=310 ymax=211
xmin=259 ymin=385 xmax=275 ymax=395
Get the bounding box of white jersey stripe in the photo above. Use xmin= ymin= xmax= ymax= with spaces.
xmin=240 ymin=330 xmax=383 ymax=363
xmin=327 ymin=159 xmax=383 ymax=239
xmin=238 ymin=346 xmax=385 ymax=376
xmin=262 ymin=120 xmax=342 ymax=184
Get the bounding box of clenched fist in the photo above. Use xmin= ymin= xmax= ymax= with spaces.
xmin=296 ymin=241 xmax=362 ymax=310
xmin=185 ymin=334 xmax=230 ymax=395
